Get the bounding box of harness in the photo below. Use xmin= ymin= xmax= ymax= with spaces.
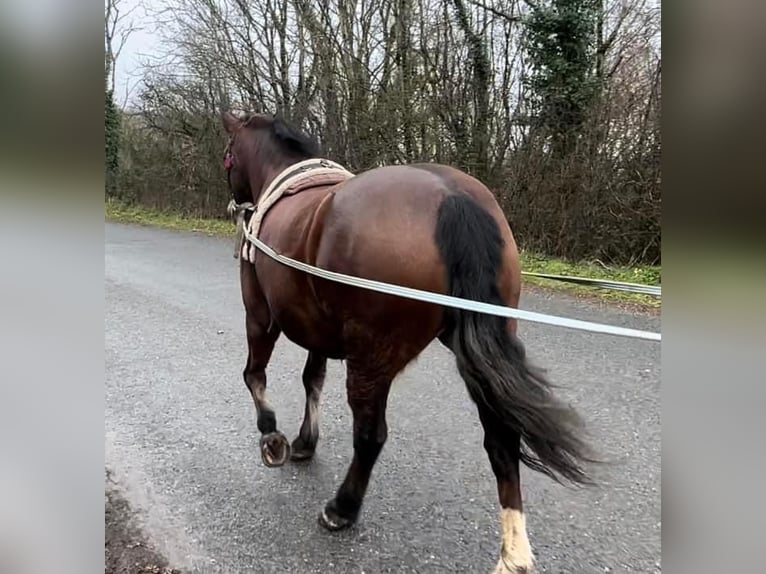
xmin=222 ymin=153 xmax=661 ymax=342
xmin=227 ymin=158 xmax=354 ymax=262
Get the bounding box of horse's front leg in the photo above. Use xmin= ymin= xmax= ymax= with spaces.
xmin=291 ymin=351 xmax=327 ymax=461
xmin=243 ymin=311 xmax=289 ymax=467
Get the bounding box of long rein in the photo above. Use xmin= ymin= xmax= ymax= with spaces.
xmin=224 ymin=173 xmax=660 ymax=343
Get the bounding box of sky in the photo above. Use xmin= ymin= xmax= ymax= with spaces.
xmin=111 ymin=0 xmax=662 ymax=109
xmin=111 ymin=0 xmax=162 ymax=108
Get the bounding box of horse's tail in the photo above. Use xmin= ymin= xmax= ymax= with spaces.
xmin=435 ymin=193 xmax=595 ymax=485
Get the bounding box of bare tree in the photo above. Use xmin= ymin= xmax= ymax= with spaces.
xmin=116 ymin=0 xmax=661 ymax=264
xmin=104 ymin=0 xmax=141 ymax=93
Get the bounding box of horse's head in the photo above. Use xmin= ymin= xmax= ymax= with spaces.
xmin=221 ymin=111 xmax=320 ymax=205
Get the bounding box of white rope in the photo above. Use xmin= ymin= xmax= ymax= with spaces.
xmin=237 ymin=214 xmax=661 ymax=342
xmin=520 ymin=272 xmax=661 ymax=296
xmin=259 ymin=158 xmax=352 ymax=204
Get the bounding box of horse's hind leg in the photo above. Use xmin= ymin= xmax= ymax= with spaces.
xmin=479 ymin=411 xmax=534 ymax=574
xmin=318 ymin=362 xmax=393 ymax=531
xmin=244 ymin=312 xmax=290 ymax=467
xmin=291 ymin=351 xmax=327 ymax=461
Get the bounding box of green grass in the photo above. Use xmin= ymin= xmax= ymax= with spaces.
xmin=106 ymin=199 xmax=234 ymax=236
xmin=106 ymin=199 xmax=660 ymax=308
xmin=519 ymin=251 xmax=661 ymax=309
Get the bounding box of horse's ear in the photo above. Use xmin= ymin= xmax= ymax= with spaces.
xmin=221 ymin=111 xmax=243 ymax=134
xmin=246 ymin=113 xmax=272 ymax=129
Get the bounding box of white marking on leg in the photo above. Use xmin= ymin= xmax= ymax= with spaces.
xmin=308 ymin=397 xmax=320 ymax=439
xmin=493 ymin=509 xmax=534 ymax=573
xmin=253 ymin=384 xmax=272 ymax=411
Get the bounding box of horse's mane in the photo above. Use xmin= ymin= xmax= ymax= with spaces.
xmin=245 ymin=113 xmax=320 ymax=159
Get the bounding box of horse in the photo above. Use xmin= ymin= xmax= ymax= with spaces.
xmin=221 ymin=110 xmax=594 ymax=574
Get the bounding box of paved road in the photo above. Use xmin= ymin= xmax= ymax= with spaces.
xmin=105 ymin=222 xmax=660 ymax=574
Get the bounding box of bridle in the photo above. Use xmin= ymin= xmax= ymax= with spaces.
xmin=223 ymin=133 xmax=257 ymax=258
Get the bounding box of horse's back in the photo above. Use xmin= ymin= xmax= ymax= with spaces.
xmin=316 ymin=164 xmax=452 ymax=292
xmin=322 ymin=163 xmax=520 ymax=302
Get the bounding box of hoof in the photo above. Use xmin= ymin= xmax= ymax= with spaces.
xmin=318 ymin=500 xmax=356 ymax=532
xmin=290 ymin=437 xmax=316 ymax=462
xmin=260 ymin=432 xmax=290 ymax=467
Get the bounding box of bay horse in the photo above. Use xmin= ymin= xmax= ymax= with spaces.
xmin=221 ymin=111 xmax=594 ymax=573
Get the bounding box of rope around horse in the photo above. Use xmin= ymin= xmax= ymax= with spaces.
xmin=226 ymin=201 xmax=660 ymax=343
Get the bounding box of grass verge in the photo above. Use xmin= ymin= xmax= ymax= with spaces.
xmin=106 ymin=199 xmax=234 ymax=236
xmin=106 ymin=199 xmax=660 ymax=309
xmin=519 ymin=251 xmax=661 ymax=309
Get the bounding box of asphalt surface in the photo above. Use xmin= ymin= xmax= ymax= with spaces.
xmin=105 ymin=222 xmax=661 ymax=574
